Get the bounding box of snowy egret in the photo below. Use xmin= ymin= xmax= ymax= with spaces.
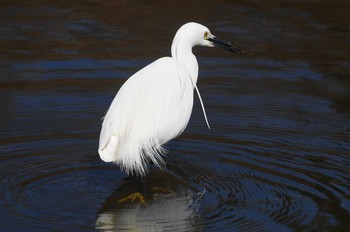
xmin=98 ymin=22 xmax=249 ymax=177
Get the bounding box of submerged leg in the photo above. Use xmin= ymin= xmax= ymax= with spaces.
xmin=117 ymin=192 xmax=146 ymax=206
xmin=117 ymin=175 xmax=147 ymax=206
xmin=137 ymin=175 xmax=145 ymax=192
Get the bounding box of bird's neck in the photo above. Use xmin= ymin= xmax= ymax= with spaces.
xmin=171 ymin=41 xmax=199 ymax=84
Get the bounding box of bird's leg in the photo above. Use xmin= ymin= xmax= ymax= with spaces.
xmin=117 ymin=192 xmax=146 ymax=206
xmin=138 ymin=175 xmax=145 ymax=193
xmin=117 ymin=175 xmax=147 ymax=206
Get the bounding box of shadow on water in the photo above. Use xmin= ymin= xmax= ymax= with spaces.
xmin=0 ymin=0 xmax=349 ymax=231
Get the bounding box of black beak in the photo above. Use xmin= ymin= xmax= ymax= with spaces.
xmin=208 ymin=37 xmax=251 ymax=55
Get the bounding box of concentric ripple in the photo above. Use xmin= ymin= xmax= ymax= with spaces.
xmin=167 ymin=124 xmax=350 ymax=231
xmin=0 ymin=138 xmax=122 ymax=231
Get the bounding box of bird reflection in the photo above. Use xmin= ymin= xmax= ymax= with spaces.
xmin=95 ymin=170 xmax=203 ymax=231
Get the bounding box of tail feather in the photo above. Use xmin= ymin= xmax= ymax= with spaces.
xmin=98 ymin=134 xmax=119 ymax=162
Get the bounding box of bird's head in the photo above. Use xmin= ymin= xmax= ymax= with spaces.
xmin=173 ymin=22 xmax=251 ymax=54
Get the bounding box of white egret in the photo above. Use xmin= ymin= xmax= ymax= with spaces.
xmin=98 ymin=22 xmax=248 ymax=177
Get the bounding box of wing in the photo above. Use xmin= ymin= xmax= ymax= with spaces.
xmin=98 ymin=57 xmax=192 ymax=174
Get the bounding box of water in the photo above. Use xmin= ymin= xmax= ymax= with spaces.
xmin=1 ymin=1 xmax=349 ymax=231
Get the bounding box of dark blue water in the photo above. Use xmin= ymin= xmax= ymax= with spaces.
xmin=1 ymin=1 xmax=349 ymax=231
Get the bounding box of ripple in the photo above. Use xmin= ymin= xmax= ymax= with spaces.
xmin=168 ymin=130 xmax=350 ymax=231
xmin=0 ymin=138 xmax=121 ymax=231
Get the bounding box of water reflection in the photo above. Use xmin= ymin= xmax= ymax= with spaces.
xmin=96 ymin=170 xmax=202 ymax=232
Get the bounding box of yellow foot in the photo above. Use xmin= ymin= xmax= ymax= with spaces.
xmin=118 ymin=192 xmax=147 ymax=206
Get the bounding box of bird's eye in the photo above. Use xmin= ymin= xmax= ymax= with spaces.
xmin=204 ymin=31 xmax=209 ymax=39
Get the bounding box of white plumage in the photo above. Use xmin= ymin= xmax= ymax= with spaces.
xmin=98 ymin=22 xmax=245 ymax=176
